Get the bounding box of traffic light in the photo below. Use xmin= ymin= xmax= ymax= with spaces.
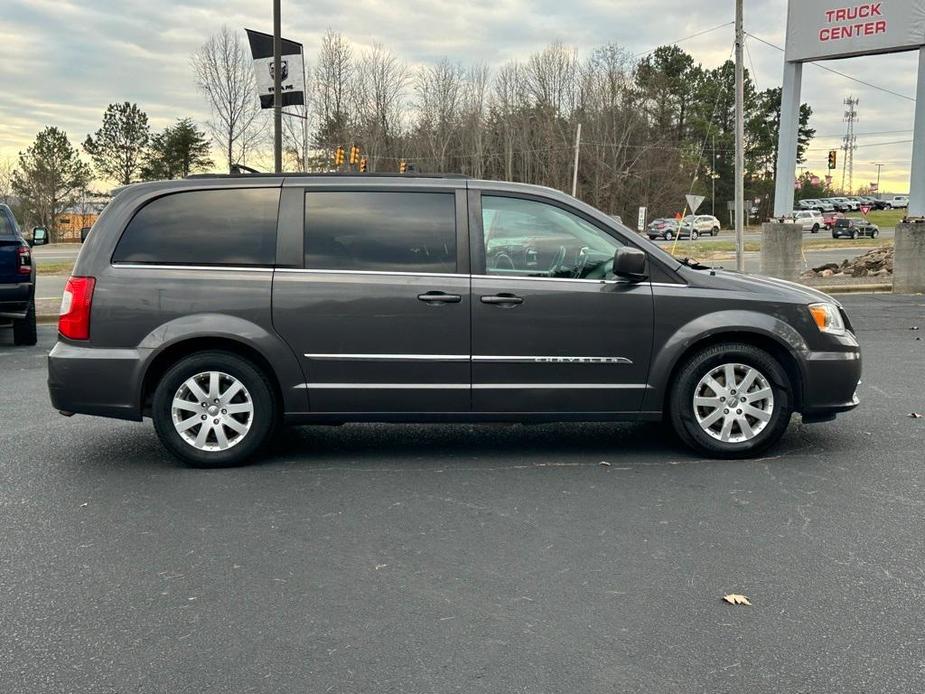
xmin=349 ymin=145 xmax=360 ymax=166
xmin=334 ymin=146 xmax=345 ymax=167
xmin=359 ymin=156 xmax=368 ymax=173
xmin=399 ymin=159 xmax=407 ymax=174
xmin=828 ymin=150 xmax=837 ymax=170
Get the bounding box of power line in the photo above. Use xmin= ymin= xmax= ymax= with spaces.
xmin=633 ymin=21 xmax=734 ymax=59
xmin=745 ymin=32 xmax=916 ymax=103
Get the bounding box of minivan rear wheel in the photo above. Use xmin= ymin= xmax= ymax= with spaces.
xmin=152 ymin=351 xmax=277 ymax=468
xmin=669 ymin=343 xmax=793 ymax=458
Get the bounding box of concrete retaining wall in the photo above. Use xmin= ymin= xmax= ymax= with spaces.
xmin=760 ymin=223 xmax=802 ymax=282
xmin=894 ymin=222 xmax=925 ymax=294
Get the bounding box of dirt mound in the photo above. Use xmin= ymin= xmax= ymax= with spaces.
xmin=801 ymin=246 xmax=893 ymax=280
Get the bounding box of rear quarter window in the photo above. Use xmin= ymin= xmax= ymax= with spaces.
xmin=113 ymin=188 xmax=280 ymax=266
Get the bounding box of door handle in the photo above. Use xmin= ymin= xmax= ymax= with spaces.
xmin=417 ymin=291 xmax=462 ymax=304
xmin=480 ymin=293 xmax=524 ymax=306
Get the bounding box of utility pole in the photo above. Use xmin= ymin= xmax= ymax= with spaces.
xmin=571 ymin=122 xmax=582 ymax=198
xmin=734 ymin=0 xmax=745 ymax=272
xmin=711 ymin=134 xmax=719 ymax=216
xmin=273 ymin=0 xmax=282 ymax=174
xmin=873 ymin=162 xmax=884 ymax=193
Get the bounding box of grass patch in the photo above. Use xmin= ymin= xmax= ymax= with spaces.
xmin=36 ymin=261 xmax=75 ymax=275
xmin=866 ymin=209 xmax=905 ymax=228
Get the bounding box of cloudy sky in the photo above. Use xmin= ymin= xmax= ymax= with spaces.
xmin=0 ymin=0 xmax=918 ymax=192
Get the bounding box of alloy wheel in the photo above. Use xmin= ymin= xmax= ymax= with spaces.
xmin=171 ymin=371 xmax=254 ymax=451
xmin=693 ymin=363 xmax=774 ymax=443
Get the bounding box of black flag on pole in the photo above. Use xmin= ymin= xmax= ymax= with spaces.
xmin=245 ymin=28 xmax=305 ymax=109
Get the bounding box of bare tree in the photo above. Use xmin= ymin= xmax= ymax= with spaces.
xmin=415 ymin=58 xmax=464 ymax=171
xmin=313 ymin=31 xmax=353 ymax=154
xmin=0 ymin=158 xmax=14 ymax=205
xmin=353 ymin=43 xmax=409 ymax=169
xmin=192 ymin=26 xmax=265 ymax=171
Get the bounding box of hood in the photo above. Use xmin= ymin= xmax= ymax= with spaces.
xmin=686 ymin=267 xmax=842 ymax=306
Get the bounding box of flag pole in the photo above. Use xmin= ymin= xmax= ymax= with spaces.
xmin=273 ymin=0 xmax=282 ymax=174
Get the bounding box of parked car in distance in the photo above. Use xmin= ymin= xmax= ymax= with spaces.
xmin=885 ymin=195 xmax=909 ymax=209
xmin=678 ymin=214 xmax=721 ymax=239
xmin=822 ymin=211 xmax=846 ymax=230
xmin=646 ymin=218 xmax=680 ymax=240
xmin=827 ymin=197 xmax=858 ymax=212
xmin=832 ymin=217 xmax=880 ymax=239
xmin=0 ymin=204 xmax=43 ymax=345
xmin=47 ymin=173 xmax=862 ymax=467
xmin=798 ymin=198 xmax=834 ymax=213
xmin=790 ymin=210 xmax=823 ymax=233
xmin=857 ymin=196 xmax=889 ymax=211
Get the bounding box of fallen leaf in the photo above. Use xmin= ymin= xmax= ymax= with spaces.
xmin=911 ymin=326 xmax=920 ymax=331
xmin=723 ymin=594 xmax=752 ymax=606
xmin=599 ymin=461 xmax=612 ymax=467
xmin=909 ymin=413 xmax=923 ymax=419
xmin=80 ymin=502 xmax=88 ymax=508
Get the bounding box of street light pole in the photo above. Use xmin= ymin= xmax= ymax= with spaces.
xmin=273 ymin=0 xmax=282 ymax=174
xmin=734 ymin=0 xmax=745 ymax=272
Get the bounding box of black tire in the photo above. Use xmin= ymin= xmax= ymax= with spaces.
xmin=811 ymin=224 xmax=819 ymax=233
xmin=669 ymin=343 xmax=793 ymax=459
xmin=664 ymin=231 xmax=673 ymax=241
xmin=851 ymin=230 xmax=859 ymax=240
xmin=152 ymin=351 xmax=278 ymax=468
xmin=832 ymin=233 xmax=838 ymax=239
xmin=872 ymin=229 xmax=879 ymax=238
xmin=12 ymin=300 xmax=37 ymax=346
xmin=712 ymin=227 xmax=719 ymax=236
xmin=691 ymin=230 xmax=699 ymax=240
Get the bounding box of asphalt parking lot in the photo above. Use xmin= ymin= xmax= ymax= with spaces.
xmin=1 ymin=294 xmax=924 ymax=693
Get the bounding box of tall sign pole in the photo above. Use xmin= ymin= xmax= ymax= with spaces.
xmin=571 ymin=122 xmax=581 ymax=198
xmin=734 ymin=0 xmax=745 ymax=272
xmin=273 ymin=0 xmax=282 ymax=174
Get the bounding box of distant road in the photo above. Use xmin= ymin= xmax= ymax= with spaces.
xmin=32 ymin=243 xmax=82 ymax=265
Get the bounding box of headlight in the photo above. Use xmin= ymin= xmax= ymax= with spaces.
xmin=808 ymin=302 xmax=846 ymax=336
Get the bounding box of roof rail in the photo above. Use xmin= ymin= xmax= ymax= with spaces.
xmin=184 ymin=171 xmax=471 ymax=180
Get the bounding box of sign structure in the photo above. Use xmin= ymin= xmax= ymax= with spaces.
xmin=245 ymin=29 xmax=305 ymax=109
xmin=786 ymin=1 xmax=925 ymax=63
xmin=775 ymin=0 xmax=925 ymax=218
xmin=637 ymin=206 xmax=647 ymax=232
xmin=686 ymin=194 xmax=706 ymax=214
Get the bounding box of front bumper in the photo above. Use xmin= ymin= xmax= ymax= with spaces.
xmin=799 ymin=341 xmax=862 ymax=421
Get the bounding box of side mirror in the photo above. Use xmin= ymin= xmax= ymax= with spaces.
xmin=613 ymin=246 xmax=647 ymax=281
xmin=31 ymin=227 xmax=49 ymax=246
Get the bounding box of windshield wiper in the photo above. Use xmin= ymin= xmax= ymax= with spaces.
xmin=676 ymin=256 xmax=712 ymax=270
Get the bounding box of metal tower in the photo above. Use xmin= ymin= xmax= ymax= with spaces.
xmin=841 ymin=97 xmax=859 ymax=194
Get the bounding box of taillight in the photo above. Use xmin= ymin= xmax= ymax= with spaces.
xmin=17 ymin=246 xmax=31 ymax=275
xmin=59 ymin=276 xmax=96 ymax=341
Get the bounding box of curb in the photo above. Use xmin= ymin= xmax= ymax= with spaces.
xmin=816 ymin=283 xmax=893 ymax=294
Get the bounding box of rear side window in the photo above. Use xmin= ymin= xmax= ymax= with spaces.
xmin=113 ymin=188 xmax=280 ymax=266
xmin=305 ymin=191 xmax=456 ymax=273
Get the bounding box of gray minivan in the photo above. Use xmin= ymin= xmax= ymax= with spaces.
xmin=48 ymin=174 xmax=861 ymax=467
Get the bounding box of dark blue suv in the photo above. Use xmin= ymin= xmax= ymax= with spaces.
xmin=0 ymin=203 xmax=39 ymax=345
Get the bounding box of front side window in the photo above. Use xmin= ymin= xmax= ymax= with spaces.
xmin=113 ymin=188 xmax=280 ymax=266
xmin=482 ymin=195 xmax=622 ymax=280
xmin=305 ymin=191 xmax=456 ymax=273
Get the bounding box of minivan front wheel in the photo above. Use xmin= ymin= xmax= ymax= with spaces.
xmin=669 ymin=343 xmax=793 ymax=458
xmin=152 ymin=351 xmax=277 ymax=467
